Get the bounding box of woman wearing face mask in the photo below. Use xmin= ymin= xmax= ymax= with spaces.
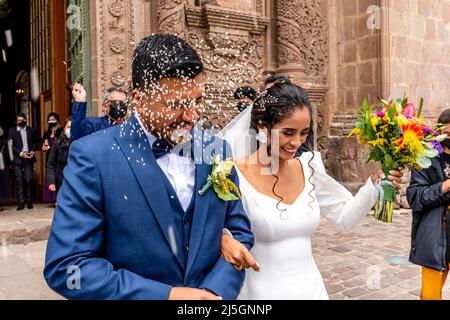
xmin=47 ymin=119 xmax=72 ymax=195
xmin=42 ymin=112 xmax=61 ymax=203
xmin=407 ymin=109 xmax=450 ymax=300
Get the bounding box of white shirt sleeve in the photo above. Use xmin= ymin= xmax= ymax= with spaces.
xmin=301 ymin=151 xmax=379 ymax=231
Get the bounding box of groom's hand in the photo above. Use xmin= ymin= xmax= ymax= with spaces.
xmin=168 ymin=287 xmax=222 ymax=300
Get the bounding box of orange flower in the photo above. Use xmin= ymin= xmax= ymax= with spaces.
xmin=396 ymin=121 xmax=424 ymax=150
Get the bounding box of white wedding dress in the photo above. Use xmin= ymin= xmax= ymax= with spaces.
xmin=236 ymin=151 xmax=379 ymax=300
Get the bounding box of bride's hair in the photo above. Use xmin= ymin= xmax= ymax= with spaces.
xmin=250 ymin=80 xmax=316 ymax=215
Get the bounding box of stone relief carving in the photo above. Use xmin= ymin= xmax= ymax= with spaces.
xmin=157 ymin=0 xmax=188 ymax=36
xmin=184 ymin=5 xmax=268 ymax=128
xmin=109 ymin=36 xmax=126 ymax=54
xmin=94 ymin=0 xmax=136 ymax=106
xmin=109 ymin=0 xmax=125 ymax=17
xmin=276 ymin=0 xmax=328 ymax=84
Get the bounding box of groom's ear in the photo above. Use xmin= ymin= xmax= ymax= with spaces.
xmin=132 ymin=89 xmax=145 ymax=109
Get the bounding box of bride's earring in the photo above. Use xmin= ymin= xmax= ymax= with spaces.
xmin=256 ymin=131 xmax=268 ymax=144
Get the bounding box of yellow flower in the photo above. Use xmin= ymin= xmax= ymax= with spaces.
xmin=348 ymin=127 xmax=362 ymax=137
xmin=368 ymin=138 xmax=387 ymax=147
xmin=396 ymin=130 xmax=424 ymax=154
xmin=396 ymin=114 xmax=409 ymax=127
xmin=371 ymin=115 xmax=380 ymax=132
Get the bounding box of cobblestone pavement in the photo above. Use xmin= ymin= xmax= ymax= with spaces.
xmin=314 ymin=211 xmax=450 ymax=300
xmin=1 ymin=205 xmax=450 ymax=300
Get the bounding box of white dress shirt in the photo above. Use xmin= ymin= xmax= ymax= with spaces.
xmin=17 ymin=126 xmax=29 ymax=154
xmin=135 ymin=113 xmax=195 ymax=212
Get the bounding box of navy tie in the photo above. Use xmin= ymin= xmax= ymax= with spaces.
xmin=151 ymin=139 xmax=173 ymax=160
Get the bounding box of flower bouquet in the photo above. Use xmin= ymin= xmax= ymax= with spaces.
xmin=349 ymin=97 xmax=446 ymax=223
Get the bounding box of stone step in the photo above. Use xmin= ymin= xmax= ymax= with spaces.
xmin=0 ymin=204 xmax=54 ymax=246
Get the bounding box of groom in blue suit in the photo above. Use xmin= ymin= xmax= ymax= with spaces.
xmin=44 ymin=34 xmax=254 ymax=300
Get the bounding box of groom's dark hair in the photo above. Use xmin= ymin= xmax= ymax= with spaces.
xmin=132 ymin=34 xmax=204 ymax=90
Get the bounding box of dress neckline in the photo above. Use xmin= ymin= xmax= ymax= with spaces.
xmin=235 ymin=157 xmax=308 ymax=207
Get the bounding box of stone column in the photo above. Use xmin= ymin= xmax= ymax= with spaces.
xmin=275 ymin=0 xmax=328 ymax=86
xmin=90 ymin=0 xmax=138 ymax=114
xmin=275 ymin=0 xmax=329 ymax=150
xmin=157 ymin=0 xmax=191 ymax=35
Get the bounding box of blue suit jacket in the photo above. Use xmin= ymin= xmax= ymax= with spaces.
xmin=70 ymin=101 xmax=111 ymax=140
xmin=44 ymin=115 xmax=254 ymax=300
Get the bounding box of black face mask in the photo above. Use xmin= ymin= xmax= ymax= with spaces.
xmin=441 ymin=139 xmax=450 ymax=150
xmin=237 ymin=102 xmax=251 ymax=112
xmin=48 ymin=121 xmax=58 ymax=128
xmin=18 ymin=120 xmax=26 ymax=128
xmin=108 ymin=101 xmax=128 ymax=121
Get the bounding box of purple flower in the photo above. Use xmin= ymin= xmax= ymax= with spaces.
xmin=432 ymin=140 xmax=443 ymax=154
xmin=377 ymin=111 xmax=385 ymax=117
xmin=421 ymin=126 xmax=432 ymax=134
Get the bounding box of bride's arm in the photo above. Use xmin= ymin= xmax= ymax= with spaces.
xmin=306 ymin=152 xmax=402 ymax=230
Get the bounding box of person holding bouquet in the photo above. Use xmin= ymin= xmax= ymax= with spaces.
xmin=407 ymin=109 xmax=450 ymax=300
xmin=218 ymin=81 xmax=404 ymax=299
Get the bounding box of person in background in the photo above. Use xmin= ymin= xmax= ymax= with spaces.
xmin=407 ymin=109 xmax=450 ymax=300
xmin=70 ymin=83 xmax=131 ymax=140
xmin=47 ymin=118 xmax=72 ymax=195
xmin=41 ymin=112 xmax=62 ymax=203
xmin=234 ymin=86 xmax=257 ymax=113
xmin=0 ymin=125 xmax=12 ymax=211
xmin=7 ymin=113 xmax=37 ymax=211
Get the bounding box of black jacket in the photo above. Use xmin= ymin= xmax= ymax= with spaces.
xmin=46 ymin=134 xmax=71 ymax=189
xmin=7 ymin=126 xmax=37 ymax=165
xmin=406 ymin=157 xmax=450 ymax=271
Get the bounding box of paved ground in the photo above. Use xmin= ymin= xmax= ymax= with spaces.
xmin=1 ymin=204 xmax=449 ymax=300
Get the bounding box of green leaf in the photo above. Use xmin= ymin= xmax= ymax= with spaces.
xmin=382 ymin=154 xmax=394 ymax=175
xmin=417 ymin=97 xmax=424 ymax=118
xmin=363 ymin=98 xmax=369 ymax=110
xmin=417 ymin=154 xmax=432 ymax=168
xmin=423 ymin=148 xmax=439 ymax=158
xmin=387 ymin=104 xmax=396 ymax=119
xmin=213 ymin=184 xmax=239 ymax=201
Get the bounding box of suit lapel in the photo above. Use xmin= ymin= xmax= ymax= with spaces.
xmin=185 ymin=162 xmax=211 ymax=276
xmin=185 ymin=131 xmax=214 ymax=276
xmin=114 ymin=115 xmax=185 ymax=270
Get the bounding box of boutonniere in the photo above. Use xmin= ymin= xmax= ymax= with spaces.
xmin=198 ymin=155 xmax=242 ymax=201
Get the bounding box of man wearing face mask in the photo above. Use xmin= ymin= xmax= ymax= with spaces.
xmin=70 ymin=83 xmax=131 ymax=141
xmin=233 ymin=86 xmax=257 ymax=113
xmin=7 ymin=113 xmax=37 ymax=211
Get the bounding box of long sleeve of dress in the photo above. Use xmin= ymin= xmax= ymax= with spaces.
xmin=301 ymin=151 xmax=379 ymax=230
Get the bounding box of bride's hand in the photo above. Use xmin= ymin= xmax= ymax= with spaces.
xmin=221 ymin=234 xmax=260 ymax=272
xmin=371 ymin=167 xmax=404 ymax=190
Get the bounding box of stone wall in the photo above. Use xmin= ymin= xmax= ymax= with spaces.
xmin=388 ymin=0 xmax=450 ymax=121
xmin=324 ymin=0 xmax=381 ymax=192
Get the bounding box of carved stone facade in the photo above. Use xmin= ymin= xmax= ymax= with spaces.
xmin=85 ymin=0 xmax=450 ymax=192
xmin=89 ymin=0 xmax=136 ymax=114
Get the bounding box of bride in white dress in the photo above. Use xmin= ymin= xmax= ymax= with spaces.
xmin=219 ymin=80 xmax=403 ymax=300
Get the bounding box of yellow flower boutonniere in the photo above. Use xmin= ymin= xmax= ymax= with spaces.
xmin=198 ymin=155 xmax=242 ymax=201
